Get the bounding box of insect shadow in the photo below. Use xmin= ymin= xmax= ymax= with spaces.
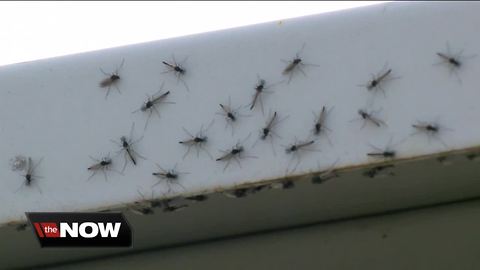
xmin=15 ymin=156 xmax=44 ymax=194
xmin=133 ymin=82 xmax=175 ymax=131
xmin=99 ymin=58 xmax=125 ymax=99
xmin=216 ymin=134 xmax=258 ymax=172
xmin=152 ymin=163 xmax=189 ymax=193
xmin=179 ymin=120 xmax=215 ymax=160
xmin=281 ymin=43 xmax=319 ymax=84
xmin=110 ymin=123 xmax=146 ymax=173
xmin=161 ymin=54 xmax=190 ymax=91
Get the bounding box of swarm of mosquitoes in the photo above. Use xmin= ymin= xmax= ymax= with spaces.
xmin=8 ymin=41 xmax=478 ymax=219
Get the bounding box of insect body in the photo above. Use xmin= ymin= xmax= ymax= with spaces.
xmin=312 ymin=106 xmax=334 ymax=145
xmin=161 ymin=55 xmax=189 ymax=91
xmin=352 ymin=109 xmax=386 ymax=128
xmin=16 ymin=157 xmax=43 ymax=193
xmin=179 ymin=121 xmax=214 ymax=159
xmin=248 ymin=76 xmax=279 ymax=114
xmin=285 ymin=140 xmax=315 ymax=154
xmin=133 ymin=83 xmax=174 ymax=130
xmin=366 ymin=69 xmax=392 ymax=92
xmin=281 ymin=43 xmax=319 ymax=83
xmin=411 ymin=120 xmax=452 ymax=148
xmin=111 ymin=123 xmax=146 ymax=172
xmin=87 ymin=155 xmax=115 ymax=181
xmin=216 ymin=135 xmax=256 ymax=171
xmin=283 ymin=139 xmax=318 ymax=171
xmin=152 ymin=164 xmax=188 ymax=193
xmin=358 ymin=64 xmax=398 ymax=97
xmin=217 ymin=97 xmax=248 ymax=136
xmin=437 ymin=53 xmax=461 ymax=68
xmin=99 ymin=59 xmax=124 ymax=99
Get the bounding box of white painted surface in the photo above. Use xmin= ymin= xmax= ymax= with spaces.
xmin=1 ymin=2 xmax=480 ymax=224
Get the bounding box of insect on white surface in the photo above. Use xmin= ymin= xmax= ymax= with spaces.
xmin=216 ymin=96 xmax=250 ymax=136
xmin=111 ymin=123 xmax=146 ymax=173
xmin=350 ymin=108 xmax=387 ymax=129
xmin=152 ymin=164 xmax=189 ymax=193
xmin=99 ymin=59 xmax=125 ymax=99
xmin=252 ymin=111 xmax=289 ymax=156
xmin=247 ymin=75 xmax=282 ymax=115
xmin=281 ymin=43 xmax=319 ymax=84
xmin=411 ymin=119 xmax=453 ymax=148
xmin=133 ymin=82 xmax=175 ymax=130
xmin=15 ymin=156 xmax=44 ymax=194
xmin=178 ymin=120 xmax=215 ymax=160
xmin=358 ymin=63 xmax=399 ymax=97
xmin=312 ymin=105 xmax=334 ymax=145
xmin=87 ymin=154 xmax=120 ymax=182
xmin=216 ymin=134 xmax=257 ymax=172
xmin=283 ymin=138 xmax=319 ymax=171
xmin=434 ymin=42 xmax=476 ymax=83
xmin=161 ymin=54 xmax=190 ymax=91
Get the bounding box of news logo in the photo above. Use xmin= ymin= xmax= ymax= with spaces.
xmin=26 ymin=212 xmax=132 ymax=247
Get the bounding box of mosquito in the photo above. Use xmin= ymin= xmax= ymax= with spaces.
xmin=99 ymin=58 xmax=124 ymax=99
xmin=252 ymin=111 xmax=289 ymax=155
xmin=178 ymin=120 xmax=214 ymax=160
xmin=434 ymin=42 xmax=476 ymax=83
xmin=248 ymin=75 xmax=281 ymax=114
xmin=312 ymin=105 xmax=334 ymax=145
xmin=217 ymin=96 xmax=249 ymax=136
xmin=281 ymin=43 xmax=319 ymax=83
xmin=367 ymin=136 xmax=406 ymax=159
xmin=283 ymin=138 xmax=318 ymax=171
xmin=411 ymin=120 xmax=453 ymax=148
xmin=363 ymin=164 xmax=395 ymax=178
xmin=311 ymin=159 xmax=340 ymax=184
xmin=152 ymin=164 xmax=188 ymax=193
xmin=161 ymin=54 xmax=189 ymax=91
xmin=133 ymin=82 xmax=175 ymax=130
xmin=216 ymin=134 xmax=257 ymax=171
xmin=87 ymin=154 xmax=118 ymax=181
xmin=111 ymin=123 xmax=146 ymax=172
xmin=358 ymin=64 xmax=398 ymax=97
xmin=15 ymin=156 xmax=44 ymax=193
xmin=350 ymin=109 xmax=386 ymax=129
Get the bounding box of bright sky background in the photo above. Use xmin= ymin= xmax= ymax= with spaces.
xmin=0 ymin=1 xmax=384 ymax=66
